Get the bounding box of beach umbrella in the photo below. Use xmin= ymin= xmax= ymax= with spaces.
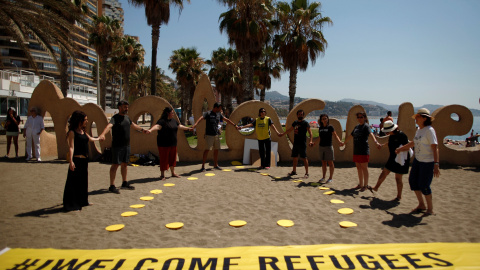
xmin=372 ymin=124 xmax=380 ymax=128
xmin=309 ymin=121 xmax=318 ymax=127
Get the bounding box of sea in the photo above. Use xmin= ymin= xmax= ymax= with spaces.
xmin=280 ymin=116 xmax=480 ymax=142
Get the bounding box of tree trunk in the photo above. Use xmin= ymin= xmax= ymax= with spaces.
xmin=123 ymin=72 xmax=130 ymax=100
xmin=241 ymin=52 xmax=255 ymax=102
xmin=260 ymin=88 xmax=266 ymax=102
xmin=180 ymin=87 xmax=187 ymax=125
xmin=226 ymin=93 xmax=233 ymax=119
xmin=100 ymin=56 xmax=108 ymax=110
xmin=288 ymin=66 xmax=298 ymax=112
xmin=60 ymin=50 xmax=69 ymax=98
xmin=151 ymin=25 xmax=160 ymax=96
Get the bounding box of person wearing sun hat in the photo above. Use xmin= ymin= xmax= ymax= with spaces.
xmin=395 ymin=108 xmax=439 ymax=217
xmin=370 ymin=120 xmax=411 ymax=201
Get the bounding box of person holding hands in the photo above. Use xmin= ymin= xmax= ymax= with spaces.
xmin=239 ymin=108 xmax=281 ymax=169
xmin=279 ymin=110 xmax=314 ymax=178
xmin=145 ymin=107 xmax=193 ymax=180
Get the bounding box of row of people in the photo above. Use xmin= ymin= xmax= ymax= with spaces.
xmin=63 ymin=102 xmax=439 ymax=217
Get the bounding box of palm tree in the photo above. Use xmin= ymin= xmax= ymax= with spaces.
xmin=207 ymin=47 xmax=242 ymax=116
xmin=218 ymin=0 xmax=275 ymax=103
xmin=254 ymin=45 xmax=283 ymax=102
xmin=168 ymin=47 xmax=205 ymax=124
xmin=88 ymin=15 xmax=122 ymax=110
xmin=0 ymin=0 xmax=80 ymax=78
xmin=128 ymin=0 xmax=189 ymax=96
xmin=274 ymin=0 xmax=332 ymax=111
xmin=129 ymin=65 xmax=151 ymax=100
xmin=113 ymin=36 xmax=145 ymax=100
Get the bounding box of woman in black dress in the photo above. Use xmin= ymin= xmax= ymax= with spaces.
xmin=370 ymin=120 xmax=411 ymax=201
xmin=63 ymin=111 xmax=99 ymax=211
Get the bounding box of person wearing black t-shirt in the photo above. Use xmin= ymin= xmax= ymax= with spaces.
xmin=4 ymin=107 xmax=21 ymax=158
xmin=343 ymin=111 xmax=381 ymax=191
xmin=279 ymin=110 xmax=314 ymax=178
xmin=317 ymin=114 xmax=344 ymax=183
xmin=192 ymin=103 xmax=240 ymax=172
xmin=146 ymin=107 xmax=192 ymax=180
xmin=99 ymin=101 xmax=146 ymax=194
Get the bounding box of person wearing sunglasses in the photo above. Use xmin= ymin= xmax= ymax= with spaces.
xmin=343 ymin=111 xmax=381 ymax=191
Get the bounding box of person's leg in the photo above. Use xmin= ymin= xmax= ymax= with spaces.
xmin=120 ymin=162 xmax=128 ymax=182
xmin=213 ymin=149 xmax=219 ymax=167
xmin=158 ymin=147 xmax=166 ymax=180
xmin=373 ymin=168 xmax=391 ymax=191
xmin=13 ymin=136 xmax=19 ymax=157
xmin=321 ymin=161 xmax=327 ymax=179
xmin=327 ymin=161 xmax=335 ymax=180
xmin=202 ymin=150 xmax=209 ymax=169
xmin=109 ymin=164 xmax=119 ymax=186
xmin=265 ymin=139 xmax=271 ymax=168
xmin=394 ymin=173 xmax=403 ymax=200
xmin=258 ymin=139 xmax=266 ymax=168
xmin=33 ymin=134 xmax=41 ymax=160
xmin=6 ymin=135 xmax=12 ymax=156
xmin=303 ymin=158 xmax=309 ymax=176
xmin=424 ymin=194 xmax=433 ymax=215
xmin=413 ymin=190 xmax=426 ymax=211
xmin=292 ymin=157 xmax=298 ymax=173
xmin=26 ymin=133 xmax=32 ymax=159
xmin=170 ymin=147 xmax=179 ymax=177
xmin=354 ymin=162 xmax=364 ymax=188
xmin=360 ymin=162 xmax=369 ymax=189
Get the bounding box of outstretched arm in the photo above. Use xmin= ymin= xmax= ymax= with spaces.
xmin=307 ymin=127 xmax=314 ymax=146
xmin=279 ymin=126 xmax=294 ymax=137
xmin=192 ymin=116 xmax=204 ymax=129
xmin=98 ymin=123 xmax=113 ymax=141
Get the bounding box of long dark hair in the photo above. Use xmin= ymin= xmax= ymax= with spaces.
xmin=67 ymin=110 xmax=87 ymax=136
xmin=160 ymin=107 xmax=173 ymax=121
xmin=319 ymin=114 xmax=329 ymax=128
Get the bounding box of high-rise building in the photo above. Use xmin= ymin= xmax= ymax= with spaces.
xmin=0 ymin=0 xmax=125 ymax=117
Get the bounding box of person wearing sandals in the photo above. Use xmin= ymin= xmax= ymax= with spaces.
xmin=396 ymin=108 xmax=440 ymax=217
xmin=279 ymin=110 xmax=314 ymax=178
xmin=239 ymin=108 xmax=281 ymax=169
xmin=63 ymin=111 xmax=100 ymax=211
xmin=317 ymin=114 xmax=344 ymax=183
xmin=145 ymin=107 xmax=193 ymax=180
xmin=192 ymin=103 xmax=240 ymax=172
xmin=370 ymin=120 xmax=411 ymax=201
xmin=4 ymin=107 xmax=21 ymax=158
xmin=99 ymin=100 xmax=146 ymax=194
xmin=343 ymin=111 xmax=381 ymax=191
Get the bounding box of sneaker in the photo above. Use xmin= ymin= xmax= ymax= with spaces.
xmin=201 ymin=167 xmax=206 ymax=172
xmin=37 ymin=158 xmax=41 ymax=162
xmin=108 ymin=185 xmax=120 ymax=194
xmin=214 ymin=166 xmax=222 ymax=170
xmin=121 ymin=182 xmax=135 ymax=190
xmin=26 ymin=157 xmax=31 ymax=161
xmin=326 ymin=179 xmax=333 ymax=183
xmin=318 ymin=178 xmax=325 ymax=183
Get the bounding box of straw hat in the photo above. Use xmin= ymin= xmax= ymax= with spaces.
xmin=412 ymin=108 xmax=434 ymax=120
xmin=381 ymin=120 xmax=398 ymax=133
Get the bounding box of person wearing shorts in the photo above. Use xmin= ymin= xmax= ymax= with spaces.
xmin=4 ymin=107 xmax=21 ymax=158
xmin=396 ymin=108 xmax=440 ymax=217
xmin=99 ymin=100 xmax=146 ymax=194
xmin=192 ymin=103 xmax=239 ymax=172
xmin=317 ymin=114 xmax=344 ymax=183
xmin=279 ymin=110 xmax=314 ymax=178
xmin=343 ymin=111 xmax=380 ymax=191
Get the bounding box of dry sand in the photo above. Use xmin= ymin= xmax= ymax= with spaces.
xmin=1 ymin=135 xmax=479 ymax=250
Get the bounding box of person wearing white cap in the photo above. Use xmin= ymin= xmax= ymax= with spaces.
xmin=396 ymin=108 xmax=440 ymax=217
xmin=369 ymin=120 xmax=411 ymax=201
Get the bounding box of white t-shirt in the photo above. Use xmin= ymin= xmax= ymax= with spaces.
xmin=413 ymin=126 xmax=438 ymax=162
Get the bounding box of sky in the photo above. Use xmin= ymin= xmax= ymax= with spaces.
xmin=118 ymin=0 xmax=480 ymax=110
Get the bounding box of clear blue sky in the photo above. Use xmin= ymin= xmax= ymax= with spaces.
xmin=119 ymin=0 xmax=480 ymax=109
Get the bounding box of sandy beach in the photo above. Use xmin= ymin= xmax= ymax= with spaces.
xmin=0 ymin=135 xmax=479 ymax=251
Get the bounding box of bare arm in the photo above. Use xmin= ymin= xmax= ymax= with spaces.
xmin=178 ymin=124 xmax=193 ymax=131
xmin=307 ymin=127 xmax=314 ymax=146
xmin=85 ymin=132 xmax=100 ymax=142
xmin=192 ymin=116 xmax=204 ymax=129
xmin=279 ymin=126 xmax=294 ymax=137
xmin=370 ymin=132 xmax=381 ymax=148
xmin=146 ymin=124 xmax=162 ymax=134
xmin=395 ymin=141 xmax=414 ymax=154
xmin=223 ymin=116 xmax=239 ymax=129
xmin=270 ymin=123 xmax=281 ymax=136
xmin=131 ymin=122 xmax=145 ymax=133
xmin=241 ymin=123 xmax=254 ymax=128
xmin=343 ymin=133 xmax=353 ymax=145
xmin=98 ymin=123 xmax=113 ymax=141
xmin=67 ymin=131 xmax=75 ymax=171
xmin=332 ymin=130 xmax=344 ymax=146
